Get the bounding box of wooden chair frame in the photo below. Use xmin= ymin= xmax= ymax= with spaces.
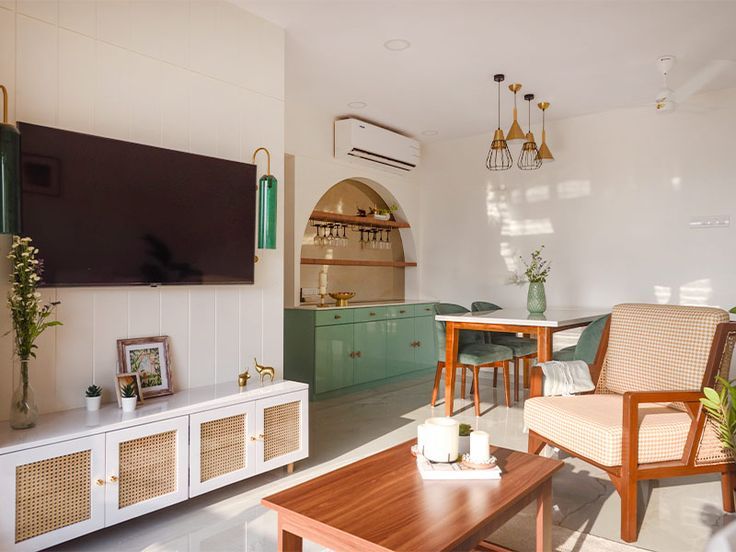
xmin=432 ymin=360 xmax=513 ymax=415
xmin=527 ymin=318 xmax=736 ymax=542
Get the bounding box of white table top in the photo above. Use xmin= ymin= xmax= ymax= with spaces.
xmin=435 ymin=307 xmax=609 ymax=328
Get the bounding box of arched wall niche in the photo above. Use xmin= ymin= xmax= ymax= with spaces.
xmin=299 ymin=177 xmax=416 ymax=304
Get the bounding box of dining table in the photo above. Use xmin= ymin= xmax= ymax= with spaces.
xmin=435 ymin=307 xmax=608 ymax=416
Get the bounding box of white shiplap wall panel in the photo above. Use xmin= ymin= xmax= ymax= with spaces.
xmin=214 ymin=288 xmax=239 ymax=383
xmin=92 ymin=289 xmax=128 ymax=398
xmin=54 ymin=289 xmax=94 ymax=411
xmin=160 ymin=288 xmax=190 ymax=392
xmin=0 ymin=0 xmax=285 ymax=419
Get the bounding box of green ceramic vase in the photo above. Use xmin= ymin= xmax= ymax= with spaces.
xmin=527 ymin=282 xmax=547 ymax=314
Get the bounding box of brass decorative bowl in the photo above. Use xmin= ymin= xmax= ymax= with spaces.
xmin=329 ymin=291 xmax=355 ymax=307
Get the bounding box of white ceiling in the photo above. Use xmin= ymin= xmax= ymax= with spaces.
xmin=239 ymin=1 xmax=736 ymax=142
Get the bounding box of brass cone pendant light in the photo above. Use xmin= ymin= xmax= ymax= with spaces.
xmin=485 ymin=74 xmax=513 ymax=171
xmin=506 ymin=83 xmax=526 ymax=142
xmin=517 ymin=93 xmax=542 ymax=170
xmin=537 ymin=101 xmax=554 ymax=162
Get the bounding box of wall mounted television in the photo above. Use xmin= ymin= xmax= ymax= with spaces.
xmin=19 ymin=122 xmax=257 ymax=286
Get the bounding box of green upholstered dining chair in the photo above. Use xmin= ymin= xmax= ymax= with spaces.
xmin=471 ymin=301 xmax=537 ymax=400
xmin=432 ymin=303 xmax=515 ymax=414
xmin=553 ymin=314 xmax=611 ymax=363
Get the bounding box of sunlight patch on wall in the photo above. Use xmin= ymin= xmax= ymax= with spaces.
xmin=557 ymin=180 xmax=591 ymax=200
xmin=671 ymin=177 xmax=682 ymax=191
xmin=486 ymin=182 xmax=510 ymax=224
xmin=679 ymin=279 xmax=712 ymax=306
xmin=653 ymin=285 xmax=672 ymax=304
xmin=525 ymin=185 xmax=550 ymax=203
xmin=499 ymin=241 xmax=519 ymax=273
xmin=501 ymin=218 xmax=554 ymax=237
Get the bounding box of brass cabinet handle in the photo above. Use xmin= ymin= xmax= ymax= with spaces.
xmin=96 ymin=479 xmax=105 ymax=487
xmin=109 ymin=475 xmax=118 ymax=483
xmin=355 ymin=351 xmax=362 ymax=358
xmin=349 ymin=351 xmax=355 ymax=358
xmin=410 ymin=341 xmax=417 ymax=348
xmin=369 ymin=312 xmax=376 ymax=316
xmin=250 ymin=434 xmax=265 ymax=442
xmin=399 ymin=310 xmax=406 ymax=314
xmin=334 ymin=315 xmax=342 ymax=319
xmin=416 ymin=340 xmax=421 ymax=347
xmin=424 ymin=307 xmax=432 ymax=312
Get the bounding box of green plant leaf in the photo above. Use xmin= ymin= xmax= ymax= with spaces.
xmin=704 ymin=387 xmax=721 ymax=404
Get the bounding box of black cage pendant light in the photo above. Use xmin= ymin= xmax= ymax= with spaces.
xmin=517 ymin=93 xmax=542 ymax=170
xmin=0 ymin=85 xmax=20 ymax=234
xmin=485 ymin=74 xmax=513 ymax=171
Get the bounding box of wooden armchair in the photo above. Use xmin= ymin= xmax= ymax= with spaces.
xmin=525 ymin=303 xmax=736 ymax=543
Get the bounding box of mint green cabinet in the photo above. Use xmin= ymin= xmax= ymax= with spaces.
xmin=386 ymin=318 xmax=416 ymax=377
xmin=285 ymin=303 xmax=437 ymax=399
xmin=413 ymin=315 xmax=436 ymax=368
xmin=354 ymin=321 xmax=387 ymax=384
xmin=315 ymin=325 xmax=354 ymax=393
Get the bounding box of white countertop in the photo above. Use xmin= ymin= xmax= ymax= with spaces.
xmin=435 ymin=307 xmax=609 ymax=328
xmin=0 ymin=380 xmax=307 ymax=455
xmin=287 ymin=299 xmax=434 ymax=311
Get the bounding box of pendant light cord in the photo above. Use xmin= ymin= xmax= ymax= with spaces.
xmin=497 ymin=80 xmax=501 ymax=130
xmin=0 ymin=85 xmax=7 ymax=124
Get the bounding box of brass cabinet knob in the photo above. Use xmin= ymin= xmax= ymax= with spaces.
xmin=369 ymin=312 xmax=376 ymax=316
xmin=96 ymin=479 xmax=105 ymax=487
xmin=349 ymin=351 xmax=355 ymax=358
xmin=356 ymin=351 xmax=361 ymax=358
xmin=109 ymin=475 xmax=118 ymax=483
xmin=416 ymin=341 xmax=421 ymax=347
xmin=399 ymin=310 xmax=406 ymax=314
xmin=334 ymin=315 xmax=341 ymax=319
xmin=250 ymin=434 xmax=265 ymax=442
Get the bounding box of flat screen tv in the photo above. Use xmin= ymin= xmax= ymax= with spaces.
xmin=19 ymin=123 xmax=256 ymax=286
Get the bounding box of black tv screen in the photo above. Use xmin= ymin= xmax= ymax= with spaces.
xmin=19 ymin=123 xmax=256 ymax=286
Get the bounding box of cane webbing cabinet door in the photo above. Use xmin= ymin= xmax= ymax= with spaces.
xmin=0 ymin=435 xmax=105 ymax=551
xmin=255 ymin=389 xmax=309 ymax=473
xmin=189 ymin=402 xmax=256 ymax=497
xmin=104 ymin=416 xmax=188 ymax=526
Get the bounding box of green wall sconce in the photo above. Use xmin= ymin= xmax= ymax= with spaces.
xmin=0 ymin=85 xmax=20 ymax=234
xmin=252 ymin=147 xmax=277 ymax=250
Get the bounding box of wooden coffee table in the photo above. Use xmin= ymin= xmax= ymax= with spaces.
xmin=262 ymin=440 xmax=564 ymax=552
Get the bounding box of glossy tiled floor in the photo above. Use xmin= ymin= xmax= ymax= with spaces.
xmin=55 ymin=373 xmax=731 ymax=552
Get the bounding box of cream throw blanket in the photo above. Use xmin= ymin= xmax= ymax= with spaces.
xmin=539 ymin=360 xmax=595 ymax=396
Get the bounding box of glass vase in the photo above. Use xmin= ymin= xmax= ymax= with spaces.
xmin=10 ymin=359 xmax=38 ymax=429
xmin=527 ymin=282 xmax=547 ymax=314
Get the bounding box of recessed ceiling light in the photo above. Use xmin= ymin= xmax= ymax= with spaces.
xmin=347 ymin=101 xmax=367 ymax=109
xmin=421 ymin=130 xmax=439 ymax=136
xmin=384 ymin=39 xmax=411 ymax=51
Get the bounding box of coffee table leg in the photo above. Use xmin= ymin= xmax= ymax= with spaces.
xmin=278 ymin=518 xmax=303 ymax=552
xmin=536 ymin=480 xmax=552 ymax=552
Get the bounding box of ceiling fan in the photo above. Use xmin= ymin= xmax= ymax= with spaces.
xmin=655 ymin=55 xmax=734 ymax=113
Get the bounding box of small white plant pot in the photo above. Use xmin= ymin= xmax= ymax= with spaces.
xmin=85 ymin=396 xmax=102 ymax=412
xmin=121 ymin=397 xmax=137 ymax=413
xmin=373 ymin=213 xmax=390 ymax=221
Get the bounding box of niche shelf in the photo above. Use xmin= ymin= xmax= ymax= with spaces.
xmin=310 ymin=210 xmax=410 ymax=229
xmin=300 ymin=258 xmax=417 ymax=268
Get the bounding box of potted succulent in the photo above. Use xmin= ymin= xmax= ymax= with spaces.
xmin=459 ymin=423 xmax=473 ymax=455
xmin=370 ymin=203 xmax=398 ymax=221
xmin=120 ymin=383 xmax=138 ymax=413
xmin=85 ymin=385 xmax=102 ymax=411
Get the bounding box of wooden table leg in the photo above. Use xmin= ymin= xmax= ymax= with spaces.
xmin=278 ymin=518 xmax=303 ymax=552
xmin=537 ymin=327 xmax=553 ymax=363
xmin=445 ymin=322 xmax=459 ymax=417
xmin=536 ymin=479 xmax=552 ymax=552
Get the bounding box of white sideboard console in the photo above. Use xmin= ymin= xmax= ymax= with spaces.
xmin=0 ymin=380 xmax=309 ymax=551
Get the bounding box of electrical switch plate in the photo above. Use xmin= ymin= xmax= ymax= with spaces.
xmin=689 ymin=215 xmax=730 ymax=229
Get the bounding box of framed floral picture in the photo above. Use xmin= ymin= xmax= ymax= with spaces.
xmin=117 ymin=336 xmax=174 ymax=399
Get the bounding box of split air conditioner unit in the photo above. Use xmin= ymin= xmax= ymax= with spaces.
xmin=334 ymin=118 xmax=420 ymax=172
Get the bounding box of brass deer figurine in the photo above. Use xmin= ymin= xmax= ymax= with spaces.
xmin=237 ymin=369 xmax=251 ymax=388
xmin=254 ymin=357 xmax=275 ymax=382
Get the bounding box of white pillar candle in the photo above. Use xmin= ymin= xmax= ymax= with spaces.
xmin=318 ymin=269 xmax=328 ymax=295
xmin=423 ymin=417 xmax=459 ymax=463
xmin=417 ymin=424 xmax=427 ymax=454
xmin=469 ymin=430 xmax=490 ymax=464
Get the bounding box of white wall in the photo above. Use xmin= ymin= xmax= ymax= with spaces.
xmin=418 ymin=87 xmax=736 ymax=312
xmin=284 ymin=99 xmax=423 ymax=306
xmin=0 ymin=0 xmax=285 ymax=419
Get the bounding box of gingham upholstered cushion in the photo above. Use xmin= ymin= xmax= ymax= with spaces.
xmin=524 ymin=395 xmax=692 ymax=467
xmin=598 ymin=304 xmax=729 ymax=395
